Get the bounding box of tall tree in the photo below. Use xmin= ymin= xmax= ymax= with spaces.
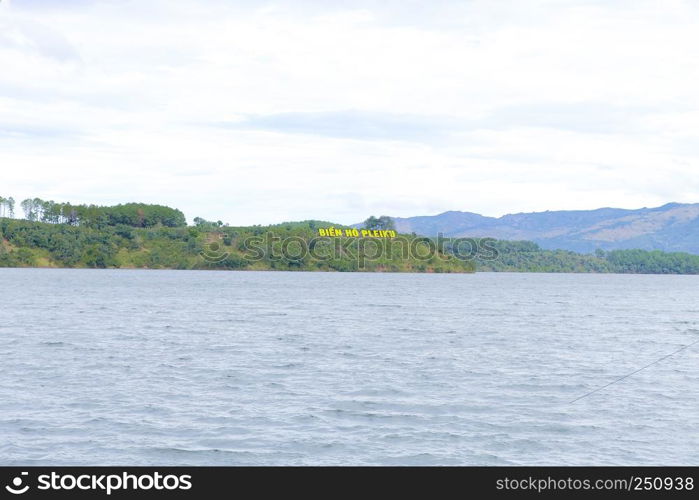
xmin=21 ymin=199 xmax=37 ymax=221
xmin=363 ymin=215 xmax=395 ymax=231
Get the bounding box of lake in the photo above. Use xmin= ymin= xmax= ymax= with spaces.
xmin=1 ymin=269 xmax=697 ymax=465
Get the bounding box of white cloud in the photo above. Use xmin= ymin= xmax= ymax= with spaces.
xmin=1 ymin=0 xmax=698 ymax=224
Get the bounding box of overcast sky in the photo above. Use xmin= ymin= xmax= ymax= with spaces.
xmin=2 ymin=0 xmax=698 ymax=225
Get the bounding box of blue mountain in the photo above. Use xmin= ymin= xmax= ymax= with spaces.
xmin=383 ymin=203 xmax=699 ymax=254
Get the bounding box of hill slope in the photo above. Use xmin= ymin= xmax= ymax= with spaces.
xmin=386 ymin=203 xmax=699 ymax=253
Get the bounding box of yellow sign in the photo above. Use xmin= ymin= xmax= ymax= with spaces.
xmin=318 ymin=228 xmax=396 ymax=238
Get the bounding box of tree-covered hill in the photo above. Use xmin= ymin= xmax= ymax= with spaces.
xmin=14 ymin=198 xmax=186 ymax=228
xmin=2 ymin=197 xmax=699 ymax=274
xmin=0 ymin=217 xmax=475 ymax=273
xmin=473 ymin=239 xmax=699 ymax=274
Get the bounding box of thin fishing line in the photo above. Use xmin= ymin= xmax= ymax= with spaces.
xmin=570 ymin=337 xmax=699 ymax=404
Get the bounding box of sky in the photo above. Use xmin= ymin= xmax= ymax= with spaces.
xmin=1 ymin=0 xmax=699 ymax=225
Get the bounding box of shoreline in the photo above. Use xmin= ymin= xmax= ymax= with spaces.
xmin=2 ymin=265 xmax=699 ymax=276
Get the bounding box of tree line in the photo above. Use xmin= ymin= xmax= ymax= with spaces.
xmin=473 ymin=239 xmax=699 ymax=274
xmin=0 ymin=196 xmax=186 ymax=228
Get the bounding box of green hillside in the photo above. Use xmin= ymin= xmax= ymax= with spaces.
xmin=474 ymin=239 xmax=699 ymax=274
xmin=0 ymin=216 xmax=474 ymax=273
xmin=2 ymin=198 xmax=699 ymax=274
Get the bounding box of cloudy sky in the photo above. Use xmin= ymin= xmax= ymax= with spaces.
xmin=1 ymin=0 xmax=698 ymax=225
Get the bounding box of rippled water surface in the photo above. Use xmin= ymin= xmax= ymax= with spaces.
xmin=1 ymin=269 xmax=698 ymax=465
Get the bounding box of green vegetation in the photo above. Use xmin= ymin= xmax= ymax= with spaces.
xmin=0 ymin=216 xmax=474 ymax=272
xmin=17 ymin=198 xmax=185 ymax=228
xmin=473 ymin=240 xmax=699 ymax=274
xmin=0 ymin=197 xmax=16 ymax=218
xmin=363 ymin=215 xmax=395 ymax=231
xmin=1 ymin=197 xmax=698 ymax=274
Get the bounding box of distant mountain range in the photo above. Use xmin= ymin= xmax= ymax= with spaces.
xmin=381 ymin=203 xmax=699 ymax=254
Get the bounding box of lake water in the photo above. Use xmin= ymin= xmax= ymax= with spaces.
xmin=1 ymin=269 xmax=698 ymax=465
